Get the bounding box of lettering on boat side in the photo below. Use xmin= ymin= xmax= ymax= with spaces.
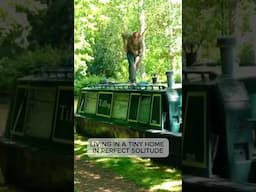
xmin=98 ymin=99 xmax=111 ymax=109
xmin=97 ymin=93 xmax=113 ymax=116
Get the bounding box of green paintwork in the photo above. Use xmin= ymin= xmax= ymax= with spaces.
xmin=76 ymin=84 xmax=182 ymax=136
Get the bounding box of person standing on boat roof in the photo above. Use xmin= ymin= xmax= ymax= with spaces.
xmin=122 ymin=31 xmax=143 ymax=83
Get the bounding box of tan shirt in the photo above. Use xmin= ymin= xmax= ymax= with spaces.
xmin=122 ymin=33 xmax=143 ymax=56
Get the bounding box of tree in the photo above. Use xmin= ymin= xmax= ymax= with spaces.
xmin=168 ymin=0 xmax=181 ymax=80
xmin=0 ymin=0 xmax=46 ymax=55
xmin=182 ymin=0 xmax=220 ymax=65
xmin=0 ymin=0 xmax=72 ymax=91
xmin=74 ymin=0 xmax=182 ymax=88
xmin=137 ymin=0 xmax=146 ymax=77
xmin=183 ymin=0 xmax=256 ymax=65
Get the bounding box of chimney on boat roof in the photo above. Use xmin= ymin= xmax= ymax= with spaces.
xmin=217 ymin=36 xmax=236 ymax=78
xmin=166 ymin=71 xmax=173 ymax=89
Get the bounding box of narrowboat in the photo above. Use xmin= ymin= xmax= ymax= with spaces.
xmin=0 ymin=67 xmax=73 ymax=191
xmin=75 ymin=71 xmax=182 ymax=165
xmin=182 ymin=37 xmax=256 ymax=191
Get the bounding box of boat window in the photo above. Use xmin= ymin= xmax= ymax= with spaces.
xmin=150 ymin=95 xmax=161 ymax=126
xmin=77 ymin=93 xmax=85 ymax=113
xmin=12 ymin=87 xmax=28 ymax=134
xmin=112 ymin=93 xmax=129 ymax=120
xmin=24 ymin=87 xmax=56 ymax=139
xmin=138 ymin=95 xmax=151 ymax=124
xmin=128 ymin=94 xmax=140 ymax=121
xmin=183 ymin=92 xmax=206 ymax=167
xmin=53 ymin=87 xmax=73 ymax=143
xmin=96 ymin=92 xmax=113 ymax=117
xmin=253 ymin=128 xmax=256 ymax=153
xmin=80 ymin=92 xmax=98 ymax=114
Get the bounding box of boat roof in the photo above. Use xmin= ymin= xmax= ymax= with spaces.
xmin=81 ymin=83 xmax=182 ymax=93
xmin=183 ymin=65 xmax=256 ymax=80
xmin=82 ymin=83 xmax=182 ymax=92
xmin=18 ymin=67 xmax=73 ymax=83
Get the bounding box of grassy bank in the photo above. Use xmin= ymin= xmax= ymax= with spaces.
xmin=74 ymin=135 xmax=181 ymax=192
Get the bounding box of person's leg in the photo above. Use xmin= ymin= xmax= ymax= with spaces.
xmin=127 ymin=52 xmax=136 ymax=83
xmin=135 ymin=56 xmax=141 ymax=69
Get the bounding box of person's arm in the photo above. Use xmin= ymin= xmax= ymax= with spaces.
xmin=135 ymin=39 xmax=143 ymax=69
xmin=122 ymin=33 xmax=128 ymax=53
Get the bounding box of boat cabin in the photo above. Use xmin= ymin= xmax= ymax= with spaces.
xmin=6 ymin=68 xmax=73 ymax=144
xmin=0 ymin=67 xmax=73 ymax=191
xmin=75 ymin=82 xmax=182 ymax=138
xmin=182 ymin=37 xmax=256 ymax=189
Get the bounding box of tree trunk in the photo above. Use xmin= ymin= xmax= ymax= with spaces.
xmin=233 ymin=0 xmax=241 ymax=68
xmin=168 ymin=0 xmax=174 ymax=69
xmin=168 ymin=0 xmax=181 ymax=73
xmin=250 ymin=4 xmax=256 ymax=65
xmin=138 ymin=0 xmax=146 ymax=77
xmin=234 ymin=1 xmax=256 ymax=66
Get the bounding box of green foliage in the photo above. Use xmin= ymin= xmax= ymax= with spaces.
xmin=174 ymin=73 xmax=181 ymax=83
xmin=182 ymin=0 xmax=221 ymax=51
xmin=74 ymin=75 xmax=105 ymax=95
xmin=183 ymin=0 xmax=256 ymax=63
xmin=0 ymin=0 xmax=73 ymax=91
xmin=0 ymin=0 xmax=47 ymax=54
xmin=74 ymin=135 xmax=181 ymax=191
xmin=95 ymin=158 xmax=181 ymax=190
xmin=0 ymin=47 xmax=71 ymax=90
xmin=74 ymin=0 xmax=95 ymax=78
xmin=29 ymin=0 xmax=73 ymax=48
xmin=239 ymin=44 xmax=255 ymax=66
xmin=89 ymin=27 xmax=123 ymax=77
xmin=75 ymin=0 xmax=182 ymax=86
